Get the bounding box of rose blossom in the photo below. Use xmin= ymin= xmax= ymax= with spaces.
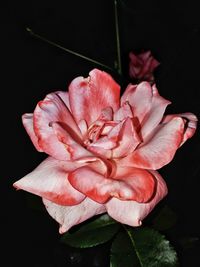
xmin=129 ymin=50 xmax=160 ymax=83
xmin=13 ymin=69 xmax=197 ymax=233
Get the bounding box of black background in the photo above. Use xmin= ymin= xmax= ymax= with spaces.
xmin=1 ymin=1 xmax=200 ymax=266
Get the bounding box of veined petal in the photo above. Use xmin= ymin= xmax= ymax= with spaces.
xmin=105 ymin=170 xmax=167 ymax=226
xmin=119 ymin=117 xmax=185 ymax=170
xmin=69 ymin=69 xmax=120 ymax=126
xmin=140 ymin=84 xmax=171 ymax=139
xmin=68 ymin=166 xmax=155 ymax=204
xmin=43 ymin=197 xmax=106 ymax=233
xmin=33 ymin=92 xmax=81 ymax=160
xmin=13 ymin=157 xmax=85 ymax=205
xmin=22 ymin=113 xmax=43 ymax=152
xmin=121 ymin=82 xmax=153 ymax=125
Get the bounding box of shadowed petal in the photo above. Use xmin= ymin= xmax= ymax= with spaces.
xmin=69 ymin=69 xmax=120 ymax=126
xmin=22 ymin=113 xmax=43 ymax=152
xmin=119 ymin=117 xmax=184 ymax=170
xmin=68 ymin=166 xmax=155 ymax=204
xmin=105 ymin=170 xmax=167 ymax=226
xmin=13 ymin=157 xmax=85 ymax=205
xmin=43 ymin=197 xmax=106 ymax=233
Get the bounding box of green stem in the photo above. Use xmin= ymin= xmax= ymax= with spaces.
xmin=114 ymin=0 xmax=122 ymax=75
xmin=26 ymin=27 xmax=115 ymax=72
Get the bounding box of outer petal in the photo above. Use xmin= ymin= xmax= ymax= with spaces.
xmin=68 ymin=166 xmax=155 ymax=204
xmin=121 ymin=82 xmax=153 ymax=126
xmin=119 ymin=117 xmax=185 ymax=170
xmin=13 ymin=157 xmax=85 ymax=205
xmin=22 ymin=113 xmax=43 ymax=152
xmin=56 ymin=91 xmax=71 ymax=110
xmin=68 ymin=69 xmax=120 ymax=126
xmin=43 ymin=197 xmax=106 ymax=233
xmin=105 ymin=170 xmax=167 ymax=226
xmin=33 ymin=92 xmax=82 ymax=160
xmin=140 ymin=84 xmax=171 ymax=139
xmin=162 ymin=112 xmax=198 ymax=146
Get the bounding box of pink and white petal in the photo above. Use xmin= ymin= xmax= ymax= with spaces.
xmin=43 ymin=197 xmax=106 ymax=233
xmin=52 ymin=122 xmax=93 ymax=160
xmin=68 ymin=69 xmax=120 ymax=126
xmin=106 ymin=170 xmax=167 ymax=227
xmin=22 ymin=113 xmax=43 ymax=152
xmin=114 ymin=102 xmax=133 ymax=121
xmin=98 ymin=107 xmax=113 ymax=121
xmin=68 ymin=166 xmax=155 ymax=204
xmin=78 ymin=119 xmax=88 ymax=137
xmin=89 ymin=121 xmax=122 ymax=150
xmin=162 ymin=112 xmax=198 ymax=146
xmin=55 ymin=91 xmax=71 ymax=111
xmin=121 ymin=82 xmax=153 ymax=125
xmin=113 ymin=166 xmax=156 ymax=203
xmin=87 ymin=121 xmax=123 ymax=158
xmin=86 ymin=144 xmax=112 ymax=159
xmin=119 ymin=117 xmax=185 ymax=170
xmin=140 ymin=84 xmax=171 ymax=139
xmin=33 ymin=92 xmax=81 ymax=160
xmin=13 ymin=157 xmax=85 ymax=205
xmin=113 ymin=118 xmax=141 ymax=158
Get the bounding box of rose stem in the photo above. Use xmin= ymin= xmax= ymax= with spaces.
xmin=26 ymin=27 xmax=115 ymax=73
xmin=114 ymin=0 xmax=122 ymax=75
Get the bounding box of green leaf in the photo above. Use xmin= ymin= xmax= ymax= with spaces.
xmin=152 ymin=205 xmax=177 ymax=231
xmin=61 ymin=214 xmax=120 ymax=248
xmin=110 ymin=231 xmax=140 ymax=267
xmin=128 ymin=227 xmax=178 ymax=267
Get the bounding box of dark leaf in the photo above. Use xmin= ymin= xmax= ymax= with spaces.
xmin=61 ymin=214 xmax=120 ymax=248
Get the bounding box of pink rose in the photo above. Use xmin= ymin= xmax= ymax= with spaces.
xmin=129 ymin=50 xmax=160 ymax=83
xmin=13 ymin=69 xmax=197 ymax=233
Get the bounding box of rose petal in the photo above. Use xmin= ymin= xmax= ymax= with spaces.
xmin=68 ymin=166 xmax=155 ymax=204
xmin=13 ymin=157 xmax=85 ymax=205
xmin=43 ymin=197 xmax=106 ymax=233
xmin=119 ymin=117 xmax=185 ymax=170
xmin=22 ymin=113 xmax=43 ymax=152
xmin=69 ymin=69 xmax=120 ymax=126
xmin=105 ymin=170 xmax=167 ymax=226
xmin=52 ymin=122 xmax=93 ymax=160
xmin=55 ymin=91 xmax=71 ymax=111
xmin=140 ymin=84 xmax=171 ymax=139
xmin=114 ymin=102 xmax=133 ymax=121
xmin=87 ymin=121 xmax=123 ymax=158
xmin=121 ymin=82 xmax=153 ymax=126
xmin=113 ymin=117 xmax=141 ymax=158
xmin=162 ymin=112 xmax=198 ymax=146
xmin=33 ymin=92 xmax=81 ymax=160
